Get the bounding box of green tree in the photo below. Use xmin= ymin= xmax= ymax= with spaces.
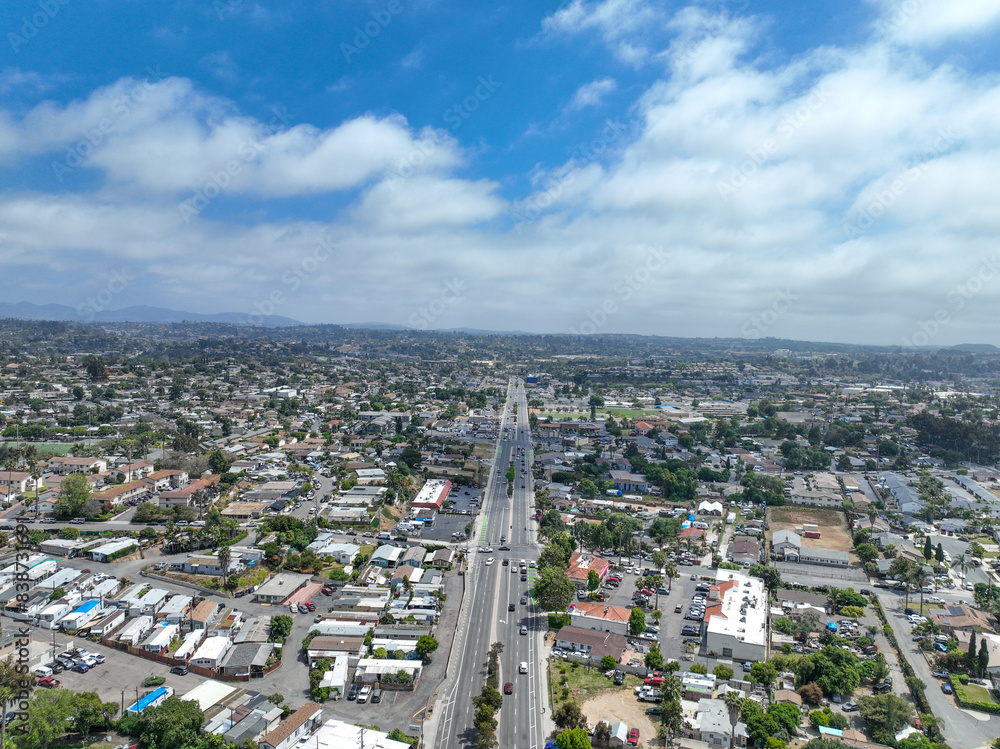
xmin=689 ymin=663 xmax=708 ymax=675
xmin=750 ymin=661 xmax=777 ymax=689
xmin=855 ymin=543 xmax=878 ymax=563
xmin=0 ymin=656 xmax=27 ymax=749
xmin=713 ymin=664 xmax=734 ymax=680
xmin=857 ymin=694 xmax=914 ymax=744
xmin=57 ymin=526 xmax=81 ymax=540
xmin=768 ymin=702 xmax=801 ymax=735
xmin=127 ymin=696 xmax=206 ymax=749
xmin=553 ymin=701 xmax=587 ymax=731
xmin=748 ymin=563 xmax=782 ymax=590
xmin=270 ymin=615 xmax=293 ymax=641
xmin=48 ymin=588 xmax=65 ymax=602
xmin=415 ymin=635 xmax=439 ymax=661
xmin=22 ymin=688 xmax=75 ymax=748
xmin=923 ymin=536 xmax=933 ymax=561
xmin=534 ymin=566 xmax=576 ymax=611
xmin=628 ymin=607 xmax=646 ymax=636
xmin=966 ymin=629 xmax=978 ymax=675
xmin=935 ymin=543 xmax=944 ymax=563
xmin=555 ymin=726 xmax=592 ymax=749
xmin=600 ymin=655 xmax=617 ymax=671
xmin=587 ymin=569 xmax=600 ymax=591
xmin=645 ymin=644 xmax=664 ymax=670
xmin=207 ymin=449 xmax=232 ymax=475
xmin=72 ymin=691 xmax=118 ymax=739
xmin=55 ymin=472 xmax=91 ymax=519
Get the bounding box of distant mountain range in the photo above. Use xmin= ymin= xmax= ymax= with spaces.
xmin=0 ymin=301 xmax=301 ymax=327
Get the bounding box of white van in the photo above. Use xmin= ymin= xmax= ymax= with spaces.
xmin=377 ymin=532 xmax=392 ymax=541
xmin=33 ymin=665 xmax=53 ymax=678
xmin=357 ymin=685 xmax=372 ymax=704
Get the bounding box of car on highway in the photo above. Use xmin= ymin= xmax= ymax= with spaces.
xmin=520 ymin=573 xmax=527 ymax=581
xmin=504 ymin=682 xmax=513 ymax=695
xmin=508 ymin=603 xmax=515 ymax=611
xmin=502 ymin=558 xmax=509 ymax=566
xmin=38 ymin=677 xmax=60 ymax=688
xmin=520 ymin=595 xmax=528 ymax=605
xmin=520 ymin=625 xmax=528 ymax=635
xmin=486 ymin=558 xmax=495 ymax=566
xmin=941 ymin=682 xmax=954 ymax=695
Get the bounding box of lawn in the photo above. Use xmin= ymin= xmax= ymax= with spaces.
xmin=955 ymin=681 xmax=997 ymax=704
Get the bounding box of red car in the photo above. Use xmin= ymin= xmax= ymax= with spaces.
xmin=644 ymin=676 xmax=664 ymax=686
xmin=305 ymin=602 xmax=316 ymax=611
xmin=38 ymin=677 xmax=60 ymax=688
xmin=504 ymin=682 xmax=513 ymax=695
xmin=628 ymin=728 xmax=639 ymax=746
xmin=82 ymin=569 xmax=91 ymax=574
xmin=321 ymin=587 xmax=333 ymax=596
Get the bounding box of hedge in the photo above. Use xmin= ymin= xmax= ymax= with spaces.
xmin=949 ymin=676 xmax=1000 ymax=715
xmin=548 ymin=613 xmax=571 ymax=629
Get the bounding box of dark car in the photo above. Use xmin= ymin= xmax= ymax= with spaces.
xmin=348 ymin=684 xmax=359 ymax=700
xmin=170 ymin=665 xmax=188 ymax=676
xmin=613 ymin=671 xmax=625 ymax=685
xmin=941 ymin=682 xmax=954 ymax=695
xmin=46 ymin=662 xmax=64 ymax=674
xmin=71 ymin=664 xmax=90 ymax=674
xmin=520 ymin=596 xmax=529 ymax=605
xmin=509 ymin=603 xmax=515 ymax=611
xmin=682 ymin=625 xmax=701 ymax=636
xmin=904 ymin=608 xmax=918 ymax=616
xmin=504 ymin=682 xmax=513 ymax=695
xmin=521 ymin=574 xmax=528 ymax=581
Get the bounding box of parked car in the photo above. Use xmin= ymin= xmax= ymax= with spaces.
xmin=357 ymin=685 xmax=372 ymax=704
xmin=931 ymin=670 xmax=949 ymax=678
xmin=613 ymin=671 xmax=624 ymax=685
xmin=347 ymin=684 xmax=358 ymax=701
xmin=941 ymin=682 xmax=954 ymax=695
xmin=71 ymin=664 xmax=90 ymax=674
xmin=37 ymin=677 xmax=60 ymax=688
xmin=371 ymin=689 xmax=383 ymax=704
xmin=628 ymin=728 xmax=640 ymax=746
xmin=841 ymin=702 xmax=858 ymax=712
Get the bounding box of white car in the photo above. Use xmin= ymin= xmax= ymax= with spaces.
xmin=486 ymin=558 xmax=495 ymax=566
xmin=289 ymin=604 xmax=298 ymax=613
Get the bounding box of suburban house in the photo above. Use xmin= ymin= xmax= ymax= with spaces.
xmin=553 ymin=625 xmax=628 ymax=662
xmin=929 ymin=605 xmax=995 ymax=636
xmin=257 ymin=702 xmax=324 ymax=749
xmin=772 ymin=530 xmax=802 ymax=560
xmin=689 ymin=698 xmax=748 ymax=747
xmin=568 ymin=602 xmax=632 ymax=637
xmin=726 ymin=538 xmax=762 ymax=566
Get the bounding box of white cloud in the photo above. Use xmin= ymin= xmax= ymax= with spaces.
xmin=870 ymin=0 xmax=1000 ymax=46
xmin=567 ymin=77 xmax=618 ymax=110
xmin=543 ymin=0 xmax=664 ymax=64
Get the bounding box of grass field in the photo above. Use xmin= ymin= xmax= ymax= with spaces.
xmin=548 ymin=659 xmax=633 ymax=710
xmin=767 ymin=506 xmax=854 ymax=553
xmin=955 ymin=681 xmax=997 ymax=704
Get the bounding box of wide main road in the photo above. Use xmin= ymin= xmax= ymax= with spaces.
xmin=435 ymin=381 xmax=546 ymax=749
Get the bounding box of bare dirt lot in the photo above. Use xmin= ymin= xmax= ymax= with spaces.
xmin=581 ymin=690 xmax=659 ymax=747
xmin=767 ymin=506 xmax=854 ymax=553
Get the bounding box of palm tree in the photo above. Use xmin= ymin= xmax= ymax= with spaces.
xmin=217 ymin=545 xmax=231 ymax=584
xmin=723 ymin=690 xmax=743 ymax=729
xmin=665 ymin=562 xmax=677 ymax=592
xmin=953 ymin=553 xmax=970 ymax=581
xmin=911 ymin=566 xmax=930 ymax=612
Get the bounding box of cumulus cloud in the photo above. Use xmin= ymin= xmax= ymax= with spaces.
xmin=870 ymin=0 xmax=1000 ymax=46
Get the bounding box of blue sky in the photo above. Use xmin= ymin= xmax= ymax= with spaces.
xmin=3 ymin=0 xmax=1000 ymax=344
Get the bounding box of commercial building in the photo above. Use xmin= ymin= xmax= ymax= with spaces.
xmin=411 ymin=478 xmax=452 ymax=510
xmin=703 ymin=571 xmax=768 ymax=663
